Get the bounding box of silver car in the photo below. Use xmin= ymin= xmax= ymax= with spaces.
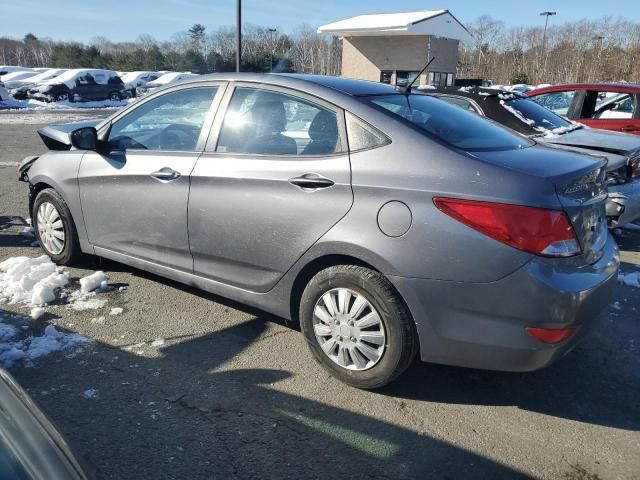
xmin=18 ymin=74 xmax=619 ymax=388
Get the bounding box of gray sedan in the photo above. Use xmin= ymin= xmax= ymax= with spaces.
xmin=18 ymin=74 xmax=619 ymax=388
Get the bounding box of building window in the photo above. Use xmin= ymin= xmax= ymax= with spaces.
xmin=427 ymin=72 xmax=455 ymax=87
xmin=380 ymin=71 xmax=392 ymax=84
xmin=395 ymin=71 xmax=420 ymax=87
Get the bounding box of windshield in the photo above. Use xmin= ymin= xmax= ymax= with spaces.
xmin=365 ymin=94 xmax=531 ymax=151
xmin=502 ymin=98 xmax=576 ymax=134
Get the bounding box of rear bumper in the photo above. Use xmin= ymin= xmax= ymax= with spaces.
xmin=608 ymin=178 xmax=640 ymax=226
xmin=389 ymin=234 xmax=619 ymax=372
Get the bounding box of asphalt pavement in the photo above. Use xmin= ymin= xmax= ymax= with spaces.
xmin=0 ymin=109 xmax=639 ymax=480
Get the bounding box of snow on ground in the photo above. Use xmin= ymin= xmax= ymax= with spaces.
xmin=0 ymin=324 xmax=90 ymax=368
xmin=0 ymin=96 xmax=133 ymax=111
xmin=618 ymin=271 xmax=640 ymax=288
xmin=0 ymin=255 xmax=70 ymax=306
xmin=0 ymin=256 xmax=118 ymax=367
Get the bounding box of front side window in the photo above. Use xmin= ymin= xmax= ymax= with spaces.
xmin=108 ymin=86 xmax=217 ymax=151
xmin=365 ymin=94 xmax=531 ymax=151
xmin=216 ymin=87 xmax=343 ymax=156
xmin=531 ymin=90 xmax=576 ymax=116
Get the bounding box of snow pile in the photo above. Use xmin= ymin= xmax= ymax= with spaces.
xmin=618 ymin=271 xmax=640 ymax=288
xmin=0 ymin=97 xmax=132 ymax=111
xmin=30 ymin=307 xmax=45 ymax=320
xmin=0 ymin=256 xmax=69 ymax=306
xmin=110 ymin=307 xmax=123 ymax=316
xmin=80 ymin=271 xmax=106 ymax=293
xmin=0 ymin=324 xmax=89 ymax=368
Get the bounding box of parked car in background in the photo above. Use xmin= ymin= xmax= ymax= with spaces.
xmin=28 ymin=69 xmax=127 ymax=102
xmin=529 ymin=83 xmax=640 ymax=135
xmin=0 ymin=70 xmax=39 ymax=84
xmin=427 ymin=86 xmax=640 ymax=227
xmin=0 ymin=65 xmax=35 ymax=76
xmin=19 ymin=73 xmax=618 ymax=388
xmin=5 ymin=68 xmax=66 ymax=100
xmin=120 ymin=71 xmax=161 ymax=97
xmin=0 ymin=367 xmax=88 ymax=479
xmin=135 ymin=71 xmax=197 ymax=96
xmin=509 ymin=84 xmax=533 ymax=94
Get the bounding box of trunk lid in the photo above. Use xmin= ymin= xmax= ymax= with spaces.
xmin=471 ymin=144 xmax=608 ymax=263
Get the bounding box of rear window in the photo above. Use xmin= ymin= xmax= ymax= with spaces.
xmin=503 ymin=98 xmax=573 ymax=132
xmin=364 ymin=94 xmax=531 ymax=151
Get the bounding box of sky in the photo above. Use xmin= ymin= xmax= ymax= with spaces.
xmin=1 ymin=0 xmax=638 ymax=43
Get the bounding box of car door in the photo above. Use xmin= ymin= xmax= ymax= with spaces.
xmin=578 ymin=89 xmax=640 ymax=135
xmin=73 ymin=74 xmax=95 ymax=100
xmin=188 ymin=83 xmax=353 ymax=292
xmin=78 ymin=83 xmax=225 ymax=271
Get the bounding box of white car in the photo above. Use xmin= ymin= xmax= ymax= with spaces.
xmin=4 ymin=68 xmax=67 ymax=100
xmin=120 ymin=71 xmax=161 ymax=97
xmin=135 ymin=72 xmax=198 ymax=96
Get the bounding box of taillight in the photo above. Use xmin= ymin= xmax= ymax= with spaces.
xmin=433 ymin=197 xmax=580 ymax=257
xmin=526 ymin=326 xmax=576 ymax=344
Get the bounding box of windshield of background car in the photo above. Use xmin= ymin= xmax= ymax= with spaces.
xmin=504 ymin=98 xmax=574 ymax=131
xmin=364 ymin=94 xmax=532 ymax=151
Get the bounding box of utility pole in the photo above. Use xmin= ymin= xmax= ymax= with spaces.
xmin=268 ymin=28 xmax=277 ymax=72
xmin=236 ymin=0 xmax=242 ymax=72
xmin=540 ymin=11 xmax=556 ymax=52
xmin=539 ymin=11 xmax=556 ymax=80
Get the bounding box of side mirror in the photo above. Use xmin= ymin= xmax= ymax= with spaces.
xmin=70 ymin=127 xmax=98 ymax=150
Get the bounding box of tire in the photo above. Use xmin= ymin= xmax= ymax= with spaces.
xmin=54 ymin=92 xmax=69 ymax=102
xmin=108 ymin=91 xmax=121 ymax=101
xmin=32 ymin=188 xmax=83 ymax=266
xmin=299 ymin=265 xmax=418 ymax=389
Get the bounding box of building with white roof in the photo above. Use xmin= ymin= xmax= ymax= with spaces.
xmin=318 ymin=10 xmax=472 ymax=87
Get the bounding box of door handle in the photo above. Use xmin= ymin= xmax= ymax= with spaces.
xmin=150 ymin=167 xmax=180 ymax=181
xmin=289 ymin=173 xmax=335 ymax=190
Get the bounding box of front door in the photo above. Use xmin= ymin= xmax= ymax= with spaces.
xmin=188 ymin=84 xmax=353 ymax=292
xmin=579 ymin=90 xmax=640 ymax=135
xmin=79 ymin=84 xmax=223 ymax=271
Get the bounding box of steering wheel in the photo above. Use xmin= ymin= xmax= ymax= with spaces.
xmin=160 ymin=124 xmax=200 ymax=150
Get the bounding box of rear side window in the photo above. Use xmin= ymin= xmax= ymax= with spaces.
xmin=345 ymin=112 xmax=389 ymax=152
xmin=365 ymin=94 xmax=531 ymax=151
xmin=531 ymin=91 xmax=576 ymax=116
xmin=216 ymin=87 xmax=344 ymax=156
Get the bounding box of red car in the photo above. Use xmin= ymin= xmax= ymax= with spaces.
xmin=528 ymin=83 xmax=640 ymax=135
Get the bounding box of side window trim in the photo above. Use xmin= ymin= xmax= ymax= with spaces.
xmin=100 ymin=82 xmax=227 ymax=153
xmin=435 ymin=94 xmax=483 ymax=115
xmin=204 ymin=81 xmax=348 ymax=158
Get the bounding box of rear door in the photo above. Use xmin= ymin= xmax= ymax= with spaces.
xmin=79 ymin=83 xmax=225 ymax=271
xmin=188 ymin=83 xmax=353 ymax=292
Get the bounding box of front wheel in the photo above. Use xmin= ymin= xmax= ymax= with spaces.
xmin=108 ymin=91 xmax=121 ymax=101
xmin=54 ymin=92 xmax=69 ymax=102
xmin=33 ymin=189 xmax=83 ymax=265
xmin=299 ymin=265 xmax=418 ymax=389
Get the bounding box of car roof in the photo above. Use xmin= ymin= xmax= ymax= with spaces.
xmin=178 ymin=72 xmax=399 ymax=97
xmin=529 ymin=83 xmax=640 ymax=95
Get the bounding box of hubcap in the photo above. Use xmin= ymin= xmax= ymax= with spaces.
xmin=36 ymin=202 xmax=65 ymax=255
xmin=312 ymin=288 xmax=386 ymax=371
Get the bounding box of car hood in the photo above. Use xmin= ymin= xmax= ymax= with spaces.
xmin=543 ymin=127 xmax=640 ymax=157
xmin=38 ymin=119 xmax=103 ymax=150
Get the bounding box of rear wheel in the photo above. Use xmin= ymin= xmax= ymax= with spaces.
xmin=108 ymin=91 xmax=121 ymax=101
xmin=54 ymin=92 xmax=69 ymax=102
xmin=33 ymin=189 xmax=82 ymax=265
xmin=299 ymin=265 xmax=418 ymax=389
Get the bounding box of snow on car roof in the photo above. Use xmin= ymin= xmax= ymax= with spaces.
xmin=19 ymin=68 xmax=66 ymax=84
xmin=120 ymin=71 xmax=154 ymax=84
xmin=150 ymin=72 xmax=197 ymax=85
xmin=42 ymin=69 xmax=119 ymax=88
xmin=1 ymin=71 xmax=38 ymax=82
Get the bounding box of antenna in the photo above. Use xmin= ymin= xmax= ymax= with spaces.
xmin=396 ymin=57 xmax=436 ymax=94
